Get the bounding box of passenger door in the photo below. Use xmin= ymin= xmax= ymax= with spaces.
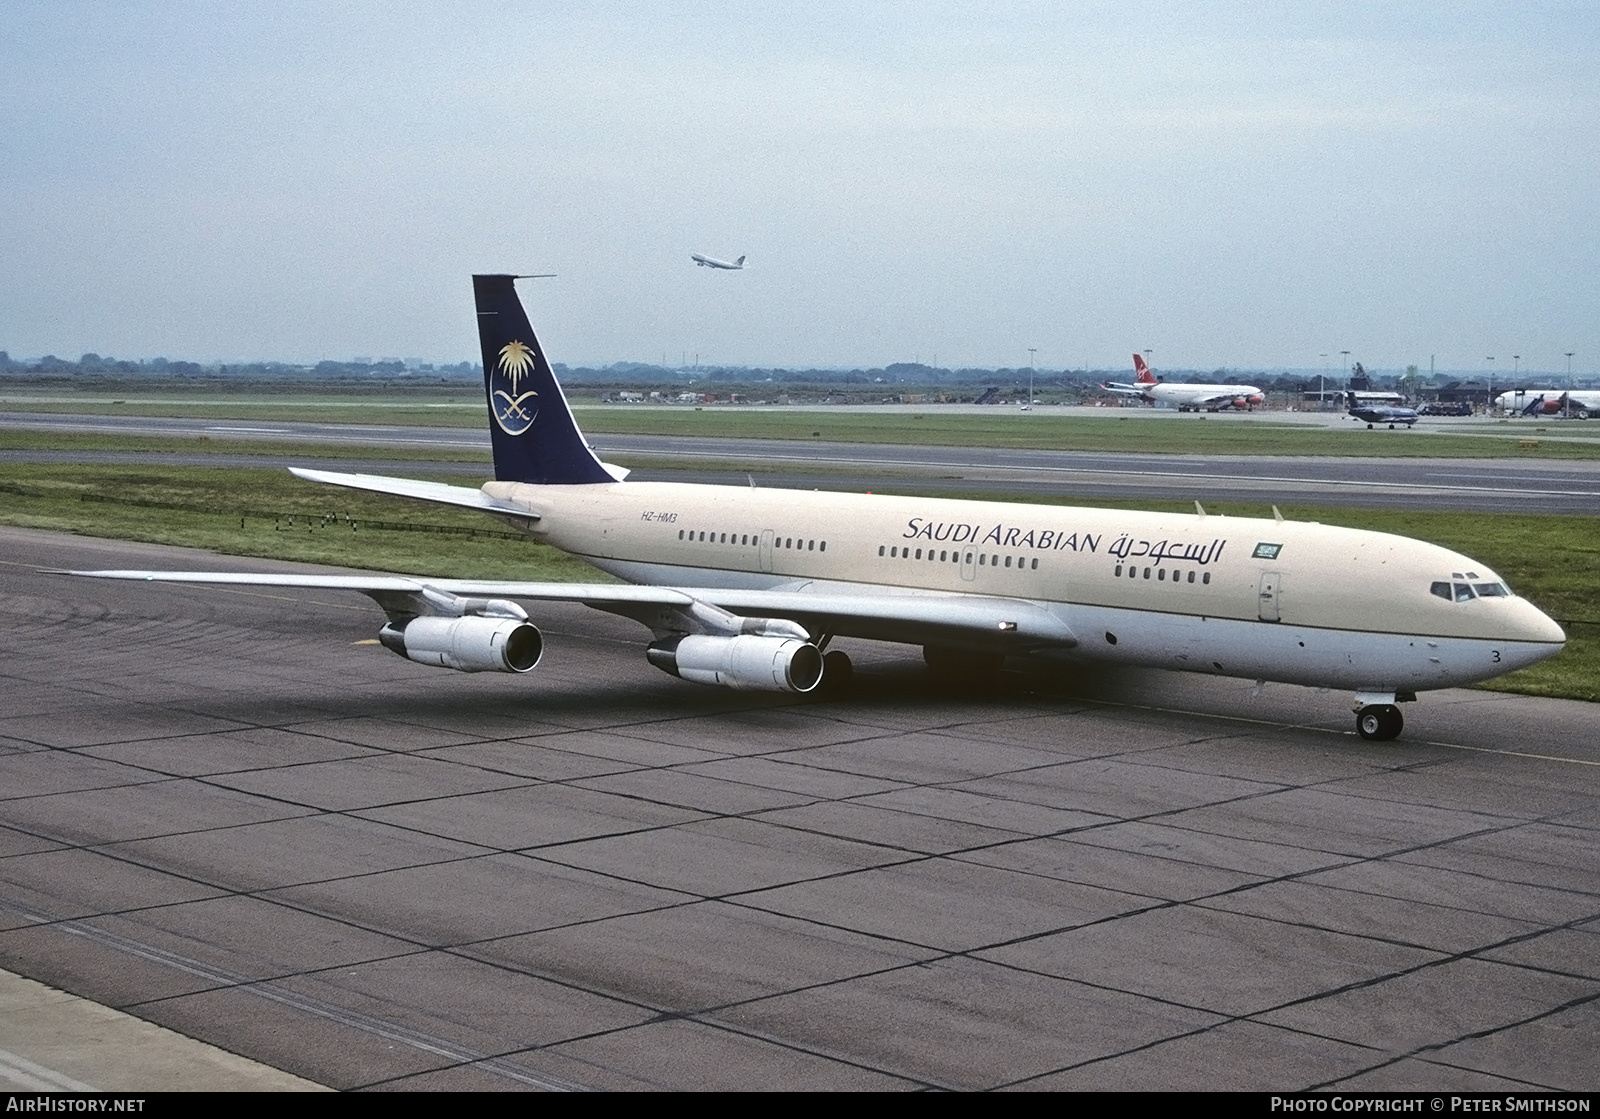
xmin=759 ymin=530 xmax=774 ymax=573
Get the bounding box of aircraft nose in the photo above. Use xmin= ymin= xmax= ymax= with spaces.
xmin=1511 ymin=598 xmax=1566 ymax=645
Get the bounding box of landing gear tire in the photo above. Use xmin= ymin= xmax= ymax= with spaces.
xmin=818 ymin=650 xmax=853 ymax=695
xmin=1356 ymin=704 xmax=1404 ymax=741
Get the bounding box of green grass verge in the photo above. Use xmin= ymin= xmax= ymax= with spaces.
xmin=576 ymin=409 xmax=1600 ymax=458
xmin=0 ymin=463 xmax=592 ymax=582
xmin=2 ymin=461 xmax=1592 ymax=702
xmin=0 ymin=429 xmax=491 ymax=462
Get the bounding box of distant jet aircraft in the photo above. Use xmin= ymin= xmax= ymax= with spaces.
xmin=1347 ymin=391 xmax=1419 ymax=428
xmin=1494 ymin=387 xmax=1600 ymax=419
xmin=1101 ymin=354 xmax=1263 ymax=412
xmin=692 ymin=253 xmax=746 ymax=270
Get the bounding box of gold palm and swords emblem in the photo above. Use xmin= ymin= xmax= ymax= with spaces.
xmin=492 ymin=340 xmax=540 ymax=434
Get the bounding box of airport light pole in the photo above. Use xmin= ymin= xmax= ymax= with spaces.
xmin=1027 ymin=348 xmax=1036 ymax=410
xmin=1513 ymin=354 xmax=1520 ymax=383
xmin=1340 ymin=351 xmax=1350 ymax=407
xmin=1567 ymin=352 xmax=1575 ymax=383
xmin=1320 ymin=353 xmax=1328 ymax=411
xmin=1485 ymin=356 xmax=1494 ymax=411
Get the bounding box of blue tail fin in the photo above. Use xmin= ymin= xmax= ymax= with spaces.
xmin=473 ymin=274 xmax=613 ymax=484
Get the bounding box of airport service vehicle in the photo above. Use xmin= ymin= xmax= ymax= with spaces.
xmin=1100 ymin=355 xmax=1263 ymax=412
xmin=64 ymin=277 xmax=1565 ymax=742
xmin=691 ymin=253 xmax=745 ymax=270
xmin=1495 ymin=388 xmax=1598 ymax=419
xmin=1346 ymin=392 xmax=1420 ymax=429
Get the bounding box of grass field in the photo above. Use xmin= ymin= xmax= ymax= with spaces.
xmin=2 ymin=461 xmax=1593 ymax=703
xmin=0 ymin=429 xmax=492 ymax=463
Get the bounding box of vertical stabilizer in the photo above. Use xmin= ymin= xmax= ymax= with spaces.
xmin=473 ymin=275 xmax=613 ymax=485
xmin=1132 ymin=354 xmax=1158 ymax=385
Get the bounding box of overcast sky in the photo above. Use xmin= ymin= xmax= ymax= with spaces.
xmin=2 ymin=2 xmax=1596 ymax=374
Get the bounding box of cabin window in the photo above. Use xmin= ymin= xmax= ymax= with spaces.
xmin=1187 ymin=571 xmax=1194 ymax=583
xmin=1203 ymin=572 xmax=1211 ymax=585
xmin=720 ymin=533 xmax=726 ymax=543
xmin=1031 ymin=558 xmax=1038 ymax=570
xmin=820 ymin=541 xmax=826 ymax=552
xmin=678 ymin=530 xmax=684 ymax=540
xmin=890 ymin=546 xmax=897 ymax=557
xmin=915 ymin=548 xmax=921 ymax=559
xmin=1115 ymin=565 xmax=1122 ymax=576
xmin=1431 ymin=581 xmax=1451 ymax=600
xmin=1158 ymin=569 xmax=1165 ymax=581
xmin=1474 ymin=582 xmax=1507 ymax=597
xmin=786 ymin=538 xmax=793 ymax=549
xmin=699 ymin=531 xmax=705 ymax=541
xmin=1143 ymin=567 xmax=1150 ymax=579
xmin=940 ymin=550 xmax=947 ymax=562
xmin=879 ymin=545 xmax=885 ymax=556
xmin=1454 ymin=583 xmax=1475 ymax=602
xmin=1004 ymin=556 xmax=1011 ymax=568
xmin=979 ymin=554 xmax=986 ymax=566
xmin=808 ymin=540 xmax=815 ymax=551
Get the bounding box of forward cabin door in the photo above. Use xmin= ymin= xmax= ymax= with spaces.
xmin=1258 ymin=571 xmax=1282 ymax=622
xmin=759 ymin=530 xmax=774 ymax=573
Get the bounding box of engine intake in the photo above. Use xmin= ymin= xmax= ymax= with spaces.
xmin=647 ymin=634 xmax=824 ymax=693
xmin=379 ymin=616 xmax=543 ymax=673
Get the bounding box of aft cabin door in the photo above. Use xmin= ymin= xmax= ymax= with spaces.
xmin=759 ymin=530 xmax=774 ymax=573
xmin=1258 ymin=571 xmax=1282 ymax=622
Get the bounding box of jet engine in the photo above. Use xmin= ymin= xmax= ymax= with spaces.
xmin=646 ymin=634 xmax=824 ymax=693
xmin=379 ymin=615 xmax=543 ymax=673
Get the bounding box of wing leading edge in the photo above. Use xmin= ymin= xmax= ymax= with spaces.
xmin=58 ymin=569 xmax=1078 ymax=651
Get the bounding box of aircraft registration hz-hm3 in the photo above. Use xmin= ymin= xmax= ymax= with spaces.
xmin=63 ymin=276 xmax=1566 ymax=741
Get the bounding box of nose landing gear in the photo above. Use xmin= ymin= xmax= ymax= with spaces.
xmin=1356 ymin=704 xmax=1403 ymax=740
xmin=1352 ymin=691 xmax=1409 ymax=741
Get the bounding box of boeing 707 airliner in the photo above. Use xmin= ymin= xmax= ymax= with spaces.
xmin=63 ymin=277 xmax=1565 ymax=742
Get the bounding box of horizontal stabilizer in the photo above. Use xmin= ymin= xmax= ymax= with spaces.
xmin=288 ymin=468 xmax=539 ymax=520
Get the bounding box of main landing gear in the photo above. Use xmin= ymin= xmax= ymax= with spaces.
xmin=1352 ymin=691 xmax=1413 ymax=741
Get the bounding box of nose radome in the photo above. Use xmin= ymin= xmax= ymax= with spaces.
xmin=1513 ymin=599 xmax=1566 ymax=645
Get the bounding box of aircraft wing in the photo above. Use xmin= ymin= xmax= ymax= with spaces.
xmin=1098 ymin=382 xmax=1145 ymax=395
xmin=57 ymin=570 xmax=1078 ymax=650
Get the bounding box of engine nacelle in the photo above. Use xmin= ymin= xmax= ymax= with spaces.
xmin=379 ymin=616 xmax=543 ymax=673
xmin=646 ymin=634 xmax=824 ymax=693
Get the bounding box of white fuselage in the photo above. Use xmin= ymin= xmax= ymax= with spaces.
xmin=1143 ymin=382 xmax=1263 ymax=409
xmin=1495 ymin=388 xmax=1600 ymax=414
xmin=481 ymin=480 xmax=1564 ymax=694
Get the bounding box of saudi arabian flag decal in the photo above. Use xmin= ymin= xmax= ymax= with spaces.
xmin=492 ymin=340 xmax=540 ymax=435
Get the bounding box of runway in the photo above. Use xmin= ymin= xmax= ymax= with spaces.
xmin=7 ymin=411 xmax=1600 ymax=513
xmin=1 ymin=527 xmax=1596 ymax=1090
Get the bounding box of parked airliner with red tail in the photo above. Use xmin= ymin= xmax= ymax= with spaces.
xmin=1102 ymin=354 xmax=1264 ymax=412
xmin=61 ymin=278 xmax=1565 ymax=741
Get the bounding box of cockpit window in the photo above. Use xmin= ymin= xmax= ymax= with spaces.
xmin=1453 ymin=583 xmax=1475 ymax=602
xmin=1430 ymin=582 xmax=1452 ymax=600
xmin=1474 ymin=582 xmax=1509 ymax=597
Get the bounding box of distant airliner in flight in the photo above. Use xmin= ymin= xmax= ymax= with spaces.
xmin=691 ymin=253 xmax=746 ymax=270
xmin=1101 ymin=354 xmax=1264 ymax=412
xmin=62 ymin=277 xmax=1565 ymax=743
